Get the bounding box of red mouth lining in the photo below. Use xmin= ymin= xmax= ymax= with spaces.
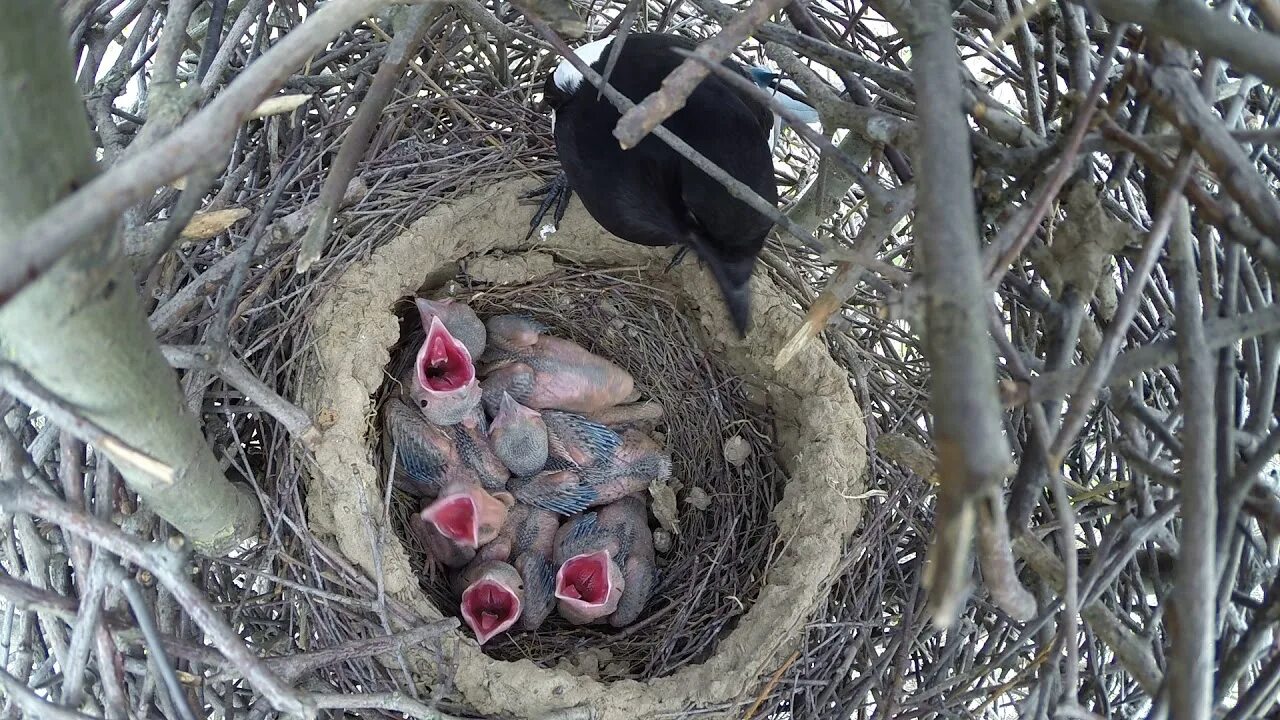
xmin=425 ymin=495 xmax=477 ymax=545
xmin=557 ymin=553 xmax=610 ymax=605
xmin=418 ymin=319 xmax=474 ymax=392
xmin=462 ymin=580 xmax=520 ymax=637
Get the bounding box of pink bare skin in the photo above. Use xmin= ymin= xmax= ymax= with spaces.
xmin=479 ymin=315 xmax=634 ymax=414
xmin=414 ymin=297 xmax=487 ymax=359
xmin=410 ymin=316 xmax=481 ymax=426
xmin=552 ymin=495 xmax=655 ymax=626
xmin=420 ymin=477 xmax=515 ymax=550
xmin=456 ymin=560 xmax=523 ymax=645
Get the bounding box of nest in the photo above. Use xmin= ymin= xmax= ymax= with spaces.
xmin=299 ymin=180 xmax=865 ymax=718
xmin=10 ymin=3 xmax=1278 ymax=720
xmin=376 ymin=270 xmax=785 ymax=679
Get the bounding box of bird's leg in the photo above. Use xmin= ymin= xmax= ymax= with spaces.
xmin=522 ymin=171 xmax=573 ymax=241
xmin=663 ymin=245 xmax=691 ymax=274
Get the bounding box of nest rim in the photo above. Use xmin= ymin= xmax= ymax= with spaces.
xmin=298 ymin=179 xmax=868 ymax=719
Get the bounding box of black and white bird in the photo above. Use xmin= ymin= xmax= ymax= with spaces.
xmin=531 ymin=33 xmax=779 ymax=338
xmin=747 ymin=66 xmax=821 ymax=148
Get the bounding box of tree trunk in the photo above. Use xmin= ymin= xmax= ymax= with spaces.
xmin=0 ymin=0 xmax=261 ymax=555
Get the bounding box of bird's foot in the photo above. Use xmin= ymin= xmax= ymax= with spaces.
xmin=522 ymin=171 xmax=573 ymax=241
xmin=663 ymin=245 xmax=691 ymax=274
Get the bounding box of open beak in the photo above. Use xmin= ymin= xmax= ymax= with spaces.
xmin=555 ymin=550 xmax=622 ymax=617
xmin=416 ymin=316 xmax=475 ymax=395
xmin=421 ymin=493 xmax=480 ymax=548
xmin=460 ymin=579 xmax=522 ymax=644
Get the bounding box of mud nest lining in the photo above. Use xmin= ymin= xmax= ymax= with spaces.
xmin=371 ymin=267 xmax=784 ymax=681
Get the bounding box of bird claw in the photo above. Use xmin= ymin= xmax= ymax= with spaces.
xmin=522 ymin=172 xmax=573 ymax=241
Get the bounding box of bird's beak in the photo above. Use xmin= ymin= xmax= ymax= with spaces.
xmin=701 ymin=253 xmax=755 ymax=339
xmin=555 ymin=549 xmax=623 ymax=618
xmin=421 ymin=492 xmax=480 ymax=547
xmin=460 ymin=577 xmax=522 ymax=644
xmin=415 ymin=316 xmax=476 ymax=394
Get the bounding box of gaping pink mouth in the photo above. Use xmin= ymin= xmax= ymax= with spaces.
xmin=422 ymin=494 xmax=478 ymax=547
xmin=416 ymin=317 xmax=475 ymax=393
xmin=555 ymin=551 xmax=612 ymax=607
xmin=460 ymin=579 xmax=522 ymax=644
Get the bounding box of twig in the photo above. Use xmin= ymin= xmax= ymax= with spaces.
xmin=307 ymin=691 xmax=467 ymax=719
xmin=974 ymin=487 xmax=1036 ymax=621
xmin=0 ymin=666 xmax=100 ymax=720
xmin=522 ymin=13 xmax=827 ymax=255
xmin=742 ymin=650 xmax=800 ymax=720
xmin=0 ymin=484 xmax=312 ymax=718
xmin=671 ymin=46 xmax=891 ymax=208
xmin=296 ymin=1 xmax=443 ymax=273
xmin=910 ymin=0 xmax=1012 ymax=628
xmin=0 ymin=361 xmax=176 ymax=485
xmin=985 ymin=23 xmax=1125 ymax=283
xmin=1047 ymin=147 xmax=1196 ymax=462
xmin=1082 ymin=0 xmax=1280 ymax=88
xmin=161 ymin=345 xmax=321 ymax=447
xmin=1013 ymin=535 xmax=1163 ymax=694
xmin=0 ymin=0 xmax=436 ymax=307
xmin=612 ymin=0 xmax=793 ymax=149
xmin=1003 ymin=302 xmax=1280 ymax=407
xmin=196 ymin=0 xmax=229 ymax=82
xmin=118 ymin=571 xmax=198 ymax=720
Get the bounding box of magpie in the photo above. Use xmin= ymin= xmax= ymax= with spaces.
xmin=531 ymin=33 xmax=779 ymax=338
xmin=747 ymin=66 xmax=821 ymax=149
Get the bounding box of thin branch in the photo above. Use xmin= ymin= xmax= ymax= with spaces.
xmin=0 ymin=484 xmax=312 ymax=718
xmin=0 ymin=0 xmax=435 ymax=307
xmin=1083 ymin=0 xmax=1280 ymax=88
xmin=612 ymin=0 xmax=792 ymax=149
xmin=1004 ymin=302 xmax=1280 ymax=407
xmin=118 ymin=572 xmax=199 ymax=720
xmin=1167 ymin=146 xmax=1216 ymax=720
xmin=522 ymin=13 xmax=827 ymax=255
xmin=0 ymin=666 xmax=100 ymax=720
xmin=161 ymin=345 xmax=321 ymax=447
xmin=296 ymin=1 xmax=443 ymax=273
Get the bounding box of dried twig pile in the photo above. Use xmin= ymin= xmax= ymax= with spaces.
xmin=0 ymin=0 xmax=1278 ymax=718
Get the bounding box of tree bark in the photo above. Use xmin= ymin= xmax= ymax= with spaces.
xmin=909 ymin=0 xmax=1014 ymax=626
xmin=0 ymin=0 xmax=261 ymax=555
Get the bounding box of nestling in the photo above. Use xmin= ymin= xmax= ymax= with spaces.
xmin=481 ymin=314 xmax=634 ymax=414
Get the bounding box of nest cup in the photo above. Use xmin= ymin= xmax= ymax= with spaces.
xmin=300 ymin=179 xmax=868 ymax=719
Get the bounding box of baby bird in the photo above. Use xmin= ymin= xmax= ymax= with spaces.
xmin=454 ymin=560 xmax=524 ymax=645
xmin=415 ymin=297 xmax=486 ymax=359
xmin=508 ymin=412 xmax=671 ymax=515
xmin=410 ymin=315 xmax=482 ymax=425
xmin=465 ymin=503 xmax=560 ymax=633
xmin=409 ymin=505 xmax=475 ymax=569
xmin=452 ymin=405 xmax=511 ymax=489
xmin=419 ymin=476 xmax=515 ymax=552
xmin=488 ymin=393 xmax=549 ymax=477
xmin=480 ymin=315 xmax=634 ymax=414
xmin=552 ymin=494 xmax=656 ymax=626
xmin=381 ymin=391 xmax=508 ymax=497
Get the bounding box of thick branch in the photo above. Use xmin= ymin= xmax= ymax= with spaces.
xmin=910 ymin=0 xmax=1013 ymax=627
xmin=0 ymin=0 xmax=261 ymax=554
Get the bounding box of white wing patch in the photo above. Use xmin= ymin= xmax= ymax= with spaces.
xmin=551 ymin=35 xmax=615 ymax=94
